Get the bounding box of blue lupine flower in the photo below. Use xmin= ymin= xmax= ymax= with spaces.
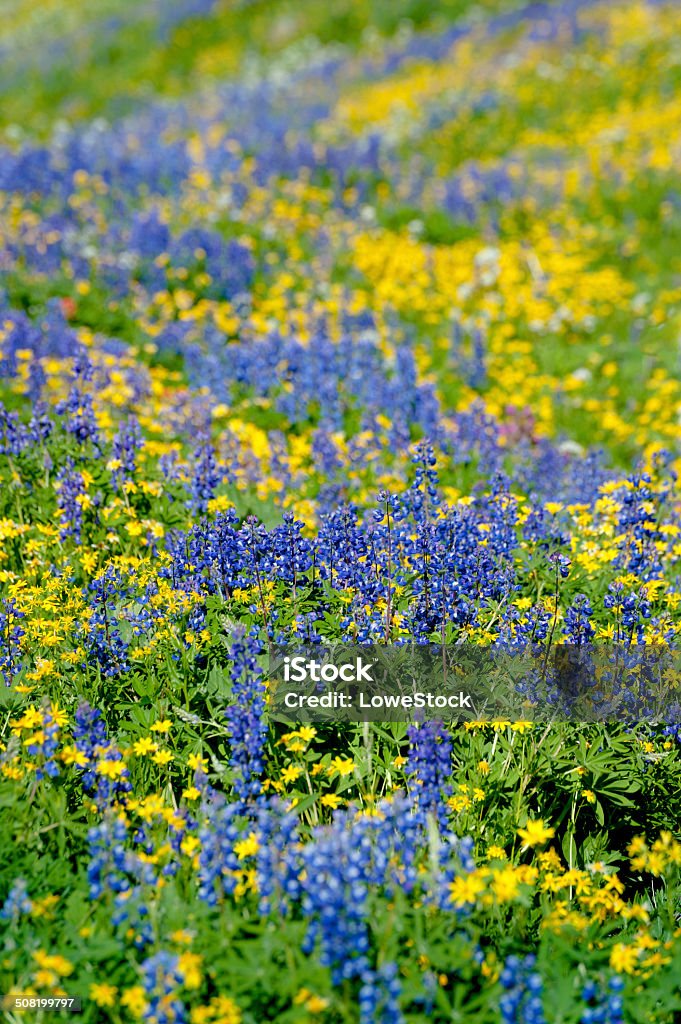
xmin=224 ymin=627 xmax=267 ymax=806
xmin=0 ymin=598 xmax=25 ymax=686
xmin=0 ymin=878 xmax=33 ymax=922
xmin=406 ymin=720 xmax=453 ymax=831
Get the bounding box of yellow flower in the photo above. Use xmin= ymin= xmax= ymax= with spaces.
xmin=150 ymin=720 xmax=173 ymax=733
xmin=294 ymin=989 xmax=329 ymax=1013
xmin=280 ymin=764 xmax=303 ymax=786
xmin=206 ymin=494 xmax=234 ymax=515
xmin=31 ymin=894 xmax=59 ymax=919
xmin=178 ymin=952 xmax=202 ymax=989
xmin=60 ymin=745 xmax=88 ymax=767
xmin=189 ymin=1003 xmax=210 ymax=1019
xmin=539 ymin=849 xmax=563 ymax=872
xmin=234 ymin=833 xmax=260 ymax=860
xmin=191 ymin=996 xmax=242 ymax=1024
xmin=34 ymin=969 xmax=58 ymax=988
xmin=449 ymin=871 xmax=486 ymax=907
xmin=152 ymin=750 xmax=173 ymax=766
xmin=628 ymin=836 xmax=647 ymax=857
xmin=46 ymin=702 xmax=68 ymax=727
xmin=90 ymin=983 xmax=117 ymax=1008
xmin=14 ymin=708 xmax=44 ymax=730
xmin=32 ymin=951 xmax=73 ymax=976
xmin=305 ymin=995 xmax=330 ymax=1013
xmin=610 ymin=943 xmax=640 ymax=974
xmin=121 ymin=985 xmax=148 ymax=1017
xmin=320 ymin=794 xmax=343 ymax=809
xmin=447 ymin=794 xmax=471 ymax=812
xmin=97 ymin=758 xmax=126 ymax=779
xmin=487 ymin=845 xmax=507 ymax=860
xmin=491 ymin=867 xmax=520 ymax=903
xmin=188 ymin=753 xmax=208 ymax=771
xmin=181 ymin=836 xmax=201 ymax=857
xmin=328 ymin=756 xmax=355 ymax=777
xmin=133 ymin=737 xmax=158 ymax=756
xmin=517 ymin=820 xmax=556 ymax=847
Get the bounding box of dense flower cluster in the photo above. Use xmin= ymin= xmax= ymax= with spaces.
xmin=0 ymin=0 xmax=680 ymax=1022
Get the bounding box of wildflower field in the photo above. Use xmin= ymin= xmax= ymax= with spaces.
xmin=1 ymin=0 xmax=681 ymax=1021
